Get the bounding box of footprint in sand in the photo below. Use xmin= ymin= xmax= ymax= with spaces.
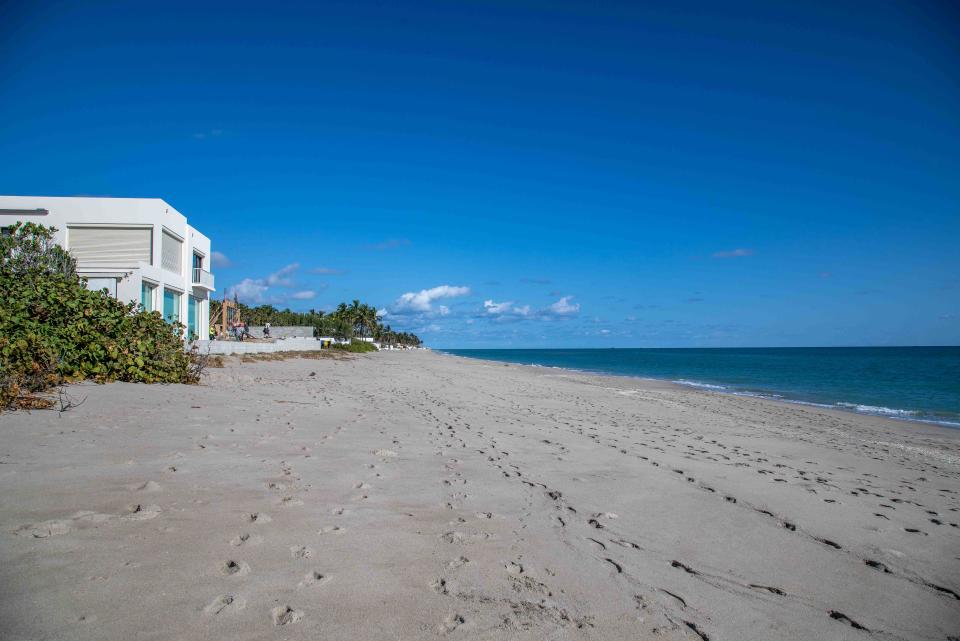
xmin=290 ymin=545 xmax=314 ymax=559
xmin=440 ymin=530 xmax=494 ymax=544
xmin=230 ymin=533 xmax=263 ymax=546
xmin=203 ymin=594 xmax=245 ymax=616
xmin=297 ymin=571 xmax=332 ymax=589
xmin=438 ymin=612 xmax=465 ymax=633
xmin=318 ymin=525 xmax=345 ymax=535
xmin=15 ymin=519 xmax=73 ymax=538
xmin=247 ymin=512 xmax=272 ymax=523
xmin=505 ymin=561 xmax=524 ymax=575
xmin=447 ymin=556 xmax=470 ymax=569
xmin=123 ymin=504 xmax=162 ymax=521
xmin=129 ymin=480 xmax=162 ymax=492
xmin=221 ymin=560 xmax=251 ymax=576
xmin=430 ymin=577 xmax=450 ymax=594
xmin=373 ymin=449 xmax=398 ymax=458
xmin=271 ymin=605 xmax=304 ymax=625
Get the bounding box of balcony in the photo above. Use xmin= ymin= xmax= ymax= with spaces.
xmin=192 ymin=267 xmax=215 ymax=290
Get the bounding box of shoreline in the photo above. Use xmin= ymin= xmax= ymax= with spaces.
xmin=2 ymin=350 xmax=958 ymax=640
xmin=435 ymin=348 xmax=960 ymax=431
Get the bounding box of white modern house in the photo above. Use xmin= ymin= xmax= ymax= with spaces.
xmin=0 ymin=196 xmax=215 ymax=340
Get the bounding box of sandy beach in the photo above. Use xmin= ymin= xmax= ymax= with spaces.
xmin=1 ymin=350 xmax=958 ymax=640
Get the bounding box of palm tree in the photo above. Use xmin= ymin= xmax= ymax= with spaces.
xmin=346 ymin=299 xmax=362 ymax=339
xmin=363 ymin=304 xmax=378 ymax=341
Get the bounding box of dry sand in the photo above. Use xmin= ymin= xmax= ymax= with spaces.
xmin=1 ymin=350 xmax=958 ymax=640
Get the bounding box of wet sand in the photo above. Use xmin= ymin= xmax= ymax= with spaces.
xmin=1 ymin=350 xmax=958 ymax=640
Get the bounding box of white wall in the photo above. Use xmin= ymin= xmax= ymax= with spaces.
xmin=0 ymin=195 xmax=214 ymax=339
xmin=193 ymin=338 xmax=325 ymax=355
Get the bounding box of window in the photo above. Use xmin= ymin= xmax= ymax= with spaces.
xmin=84 ymin=277 xmax=118 ymax=298
xmin=141 ymin=282 xmax=156 ymax=312
xmin=161 ymin=230 xmax=182 ymax=274
xmin=193 ymin=253 xmax=203 ymax=270
xmin=163 ymin=288 xmax=181 ymax=323
xmin=188 ymin=295 xmax=200 ymax=341
xmin=67 ymin=226 xmax=152 ymax=269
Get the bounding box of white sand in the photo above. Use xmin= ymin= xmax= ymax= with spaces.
xmin=1 ymin=350 xmax=958 ymax=640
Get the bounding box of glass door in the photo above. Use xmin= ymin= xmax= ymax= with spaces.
xmin=163 ymin=289 xmax=181 ymax=323
xmin=141 ymin=282 xmax=156 ymax=312
xmin=188 ymin=296 xmax=199 ymax=340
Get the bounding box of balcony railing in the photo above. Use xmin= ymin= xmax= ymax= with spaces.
xmin=192 ymin=267 xmax=215 ymax=290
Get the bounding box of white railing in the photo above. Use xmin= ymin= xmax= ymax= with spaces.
xmin=192 ymin=267 xmax=214 ymax=289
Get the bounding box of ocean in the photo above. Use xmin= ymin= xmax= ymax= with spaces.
xmin=438 ymin=347 xmax=960 ymax=428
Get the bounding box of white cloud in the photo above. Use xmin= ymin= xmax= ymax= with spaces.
xmin=228 ymin=278 xmax=269 ymax=303
xmin=310 ymin=266 xmax=345 ymax=275
xmin=548 ymin=296 xmax=580 ymax=316
xmin=712 ymin=248 xmax=753 ymax=259
xmin=438 ymin=305 xmax=451 ymax=316
xmin=394 ymin=285 xmax=470 ymax=312
xmin=483 ymin=299 xmax=514 ymax=314
xmin=291 ymin=290 xmax=316 ymax=300
xmin=481 ymin=296 xmax=577 ymax=321
xmin=226 ymin=263 xmax=302 ymax=304
xmin=266 ymin=263 xmax=299 ymax=287
xmin=211 ymin=251 xmax=231 ymax=268
xmin=483 ymin=300 xmax=534 ymax=317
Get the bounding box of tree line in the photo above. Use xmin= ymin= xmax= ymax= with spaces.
xmin=213 ymin=298 xmax=422 ymax=347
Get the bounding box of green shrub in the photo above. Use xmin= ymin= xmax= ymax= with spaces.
xmin=0 ymin=221 xmax=76 ymax=279
xmin=330 ymin=340 xmax=378 ymax=353
xmin=0 ymin=223 xmax=195 ymax=409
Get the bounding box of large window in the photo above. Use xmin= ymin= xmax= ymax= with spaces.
xmin=68 ymin=226 xmax=152 ymax=269
xmin=161 ymin=230 xmax=182 ymax=274
xmin=163 ymin=288 xmax=181 ymax=323
xmin=141 ymin=281 xmax=156 ymax=312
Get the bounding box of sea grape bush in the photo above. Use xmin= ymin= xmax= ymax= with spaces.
xmin=0 ymin=223 xmax=196 ymax=409
xmin=0 ymin=221 xmax=77 ymax=279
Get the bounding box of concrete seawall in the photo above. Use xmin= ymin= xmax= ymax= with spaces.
xmin=191 ymin=337 xmax=325 ymax=355
xmin=246 ymin=326 xmax=314 ymax=339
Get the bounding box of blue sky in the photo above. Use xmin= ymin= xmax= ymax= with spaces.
xmin=1 ymin=1 xmax=958 ymax=348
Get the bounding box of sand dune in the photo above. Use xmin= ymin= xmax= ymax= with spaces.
xmin=1 ymin=350 xmax=958 ymax=640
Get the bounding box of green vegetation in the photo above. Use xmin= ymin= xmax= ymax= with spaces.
xmin=317 ymin=300 xmax=421 ymax=348
xmin=0 ymin=223 xmax=198 ymax=410
xmin=214 ymin=298 xmax=422 ymax=348
xmin=212 ymin=300 xmax=327 ymax=327
xmin=330 ymin=340 xmax=378 ymax=353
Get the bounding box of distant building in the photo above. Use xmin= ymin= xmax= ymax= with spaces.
xmin=0 ymin=196 xmax=215 ymax=340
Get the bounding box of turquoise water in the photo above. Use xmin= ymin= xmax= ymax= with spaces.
xmin=439 ymin=347 xmax=960 ymax=427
